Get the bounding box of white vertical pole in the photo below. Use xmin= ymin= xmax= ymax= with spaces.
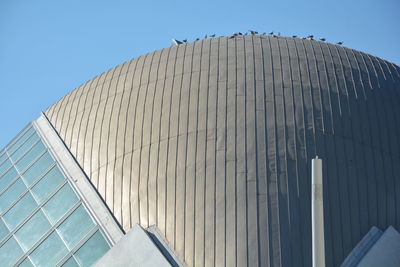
xmin=312 ymin=156 xmax=325 ymax=267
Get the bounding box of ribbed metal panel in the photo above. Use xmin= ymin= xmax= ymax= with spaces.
xmin=45 ymin=35 xmax=400 ymax=267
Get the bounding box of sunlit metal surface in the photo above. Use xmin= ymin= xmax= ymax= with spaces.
xmin=44 ymin=35 xmax=400 ymax=267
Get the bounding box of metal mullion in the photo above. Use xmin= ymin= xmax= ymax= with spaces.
xmin=12 ymin=200 xmax=82 ymax=267
xmin=0 ymin=160 xmax=56 ymax=198
xmin=0 ymin=179 xmax=69 ymax=248
xmin=0 ymin=186 xmax=31 ymax=218
xmin=0 ymin=162 xmax=58 ymax=216
xmin=0 ymin=151 xmax=6 ymax=165
xmin=55 ymin=225 xmax=100 ymax=267
xmin=0 ymin=159 xmax=13 ymax=178
xmin=0 ymin=172 xmax=22 ymax=197
xmin=12 ymin=140 xmax=44 ymax=172
xmin=5 ymin=124 xmax=33 ymax=154
xmin=8 ymin=131 xmax=38 ymax=161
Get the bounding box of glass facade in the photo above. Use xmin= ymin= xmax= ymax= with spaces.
xmin=0 ymin=124 xmax=111 ymax=266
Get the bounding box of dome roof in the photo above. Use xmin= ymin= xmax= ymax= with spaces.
xmin=45 ymin=35 xmax=400 ymax=267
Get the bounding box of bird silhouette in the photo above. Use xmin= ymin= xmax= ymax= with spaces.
xmin=204 ymin=34 xmax=208 ymax=39
xmin=183 ymin=39 xmax=187 ymax=42
xmin=195 ymin=38 xmax=200 ymax=41
xmin=210 ymin=34 xmax=216 ymax=38
xmin=319 ymin=37 xmax=326 ymax=41
xmin=337 ymin=41 xmax=343 ymax=45
xmin=292 ymin=35 xmax=297 ymax=38
xmin=269 ymin=31 xmax=274 ymax=35
xmin=171 ymin=39 xmax=183 ymax=46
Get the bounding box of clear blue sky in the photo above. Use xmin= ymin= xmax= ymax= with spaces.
xmin=1 ymin=0 xmax=399 ymax=149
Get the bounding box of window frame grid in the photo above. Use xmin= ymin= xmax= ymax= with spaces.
xmin=0 ymin=124 xmax=112 ymax=267
xmin=0 ymin=139 xmax=47 ymax=197
xmin=33 ymin=115 xmax=122 ymax=246
xmin=6 ymin=124 xmax=35 ymax=155
xmin=0 ymin=148 xmax=52 ymax=216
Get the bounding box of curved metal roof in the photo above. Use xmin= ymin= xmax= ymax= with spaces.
xmin=45 ymin=35 xmax=400 ymax=267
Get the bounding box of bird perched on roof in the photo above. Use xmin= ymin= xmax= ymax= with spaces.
xmin=269 ymin=31 xmax=274 ymax=35
xmin=229 ymin=35 xmax=235 ymax=39
xmin=204 ymin=34 xmax=208 ymax=39
xmin=238 ymin=32 xmax=243 ymax=35
xmin=171 ymin=39 xmax=183 ymax=46
xmin=336 ymin=41 xmax=343 ymax=45
xmin=210 ymin=34 xmax=216 ymax=38
xmin=307 ymin=35 xmax=314 ymax=40
xmin=195 ymin=38 xmax=200 ymax=41
xmin=319 ymin=37 xmax=326 ymax=41
xmin=292 ymin=35 xmax=297 ymax=38
xmin=183 ymin=39 xmax=187 ymax=42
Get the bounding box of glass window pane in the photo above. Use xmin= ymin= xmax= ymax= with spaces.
xmin=58 ymin=205 xmax=95 ymax=249
xmin=43 ymin=184 xmax=78 ymax=224
xmin=61 ymin=257 xmax=79 ymax=267
xmin=0 ymin=237 xmax=24 ymax=266
xmin=75 ymin=231 xmax=110 ymax=266
xmin=31 ymin=166 xmax=64 ymax=204
xmin=17 ymin=257 xmax=34 ymax=267
xmin=0 ymin=219 xmax=9 ymax=243
xmin=10 ymin=133 xmax=39 ymax=163
xmin=0 ymin=158 xmax=12 ymax=177
xmin=30 ymin=231 xmax=68 ymax=267
xmin=0 ymin=167 xmax=18 ymax=193
xmin=22 ymin=152 xmax=54 ymax=186
xmin=0 ymin=152 xmax=6 ymax=165
xmin=8 ymin=127 xmax=35 ymax=154
xmin=15 ymin=210 xmax=51 ymax=252
xmin=0 ymin=179 xmax=27 ymax=213
xmin=3 ymin=193 xmax=37 ymax=230
xmin=15 ymin=141 xmax=45 ymax=173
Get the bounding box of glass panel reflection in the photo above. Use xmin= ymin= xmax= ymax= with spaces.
xmin=0 ymin=236 xmax=24 ymax=266
xmin=61 ymin=256 xmax=80 ymax=267
xmin=0 ymin=218 xmax=9 ymax=243
xmin=58 ymin=205 xmax=95 ymax=249
xmin=0 ymin=167 xmax=18 ymax=194
xmin=30 ymin=231 xmax=68 ymax=267
xmin=3 ymin=193 xmax=37 ymax=230
xmin=31 ymin=166 xmax=64 ymax=204
xmin=0 ymin=179 xmax=27 ymax=214
xmin=0 ymin=123 xmax=111 ymax=267
xmin=22 ymin=152 xmax=54 ymax=186
xmin=8 ymin=127 xmax=35 ymax=155
xmin=43 ymin=184 xmax=78 ymax=224
xmin=17 ymin=257 xmax=35 ymax=267
xmin=10 ymin=133 xmax=39 ymax=163
xmin=0 ymin=158 xmax=12 ymax=177
xmin=0 ymin=152 xmax=6 ymax=165
xmin=15 ymin=210 xmax=51 ymax=252
xmin=75 ymin=231 xmax=110 ymax=267
xmin=15 ymin=142 xmax=45 ymax=173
